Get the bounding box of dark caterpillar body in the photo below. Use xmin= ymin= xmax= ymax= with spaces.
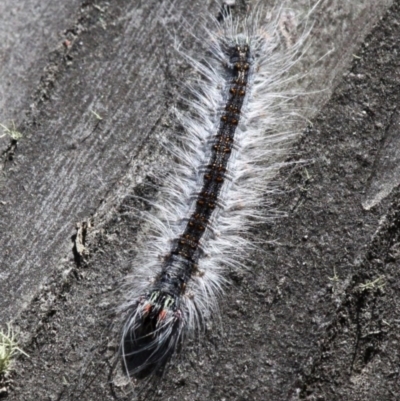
xmin=121 ymin=44 xmax=251 ymax=378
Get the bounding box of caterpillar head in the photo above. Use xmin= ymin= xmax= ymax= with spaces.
xmin=121 ymin=291 xmax=183 ymax=379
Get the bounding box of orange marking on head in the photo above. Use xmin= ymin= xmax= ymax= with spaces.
xmin=159 ymin=309 xmax=168 ymax=321
xmin=143 ymin=303 xmax=152 ymax=315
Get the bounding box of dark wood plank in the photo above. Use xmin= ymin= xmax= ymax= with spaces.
xmin=0 ymin=0 xmax=395 ymax=399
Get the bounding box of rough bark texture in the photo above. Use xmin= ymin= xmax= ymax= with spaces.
xmin=0 ymin=0 xmax=398 ymax=399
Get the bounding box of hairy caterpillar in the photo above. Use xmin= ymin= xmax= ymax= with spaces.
xmin=119 ymin=1 xmax=312 ymax=381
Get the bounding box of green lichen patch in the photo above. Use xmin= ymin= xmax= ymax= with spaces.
xmin=0 ymin=325 xmax=28 ymax=376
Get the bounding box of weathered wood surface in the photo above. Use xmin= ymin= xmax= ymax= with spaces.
xmin=1 ymin=0 xmax=399 ymax=399
xmin=0 ymin=0 xmax=82 ymax=126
